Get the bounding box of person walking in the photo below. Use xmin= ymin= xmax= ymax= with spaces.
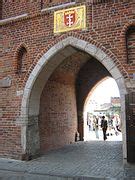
xmin=101 ymin=116 xmax=108 ymax=141
xmin=93 ymin=116 xmax=99 ymax=139
xmin=87 ymin=117 xmax=92 ymax=131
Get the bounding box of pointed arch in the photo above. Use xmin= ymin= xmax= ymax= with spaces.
xmin=18 ymin=36 xmax=127 ymax=159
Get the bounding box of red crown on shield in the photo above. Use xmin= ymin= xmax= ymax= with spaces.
xmin=64 ymin=10 xmax=76 ymax=28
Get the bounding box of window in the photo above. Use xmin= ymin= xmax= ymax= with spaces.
xmin=17 ymin=46 xmax=27 ymax=74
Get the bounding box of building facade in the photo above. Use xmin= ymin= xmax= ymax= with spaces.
xmin=0 ymin=0 xmax=135 ymax=162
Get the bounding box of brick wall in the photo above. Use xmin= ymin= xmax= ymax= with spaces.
xmin=39 ymin=69 xmax=77 ymax=153
xmin=2 ymin=1 xmax=28 ymax=19
xmin=0 ymin=1 xmax=2 ymax=20
xmin=0 ymin=0 xmax=134 ymax=159
xmin=41 ymin=0 xmax=75 ymax=9
xmin=127 ymin=26 xmax=135 ymax=78
xmin=2 ymin=0 xmax=74 ymax=19
xmin=0 ymin=86 xmax=22 ymax=159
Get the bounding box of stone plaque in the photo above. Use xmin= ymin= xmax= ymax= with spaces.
xmin=0 ymin=76 xmax=12 ymax=88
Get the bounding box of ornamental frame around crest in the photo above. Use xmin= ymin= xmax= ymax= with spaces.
xmin=54 ymin=5 xmax=86 ymax=34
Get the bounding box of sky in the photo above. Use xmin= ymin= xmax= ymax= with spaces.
xmin=89 ymin=77 xmax=120 ymax=105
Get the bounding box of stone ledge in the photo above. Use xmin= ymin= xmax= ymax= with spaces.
xmin=41 ymin=2 xmax=76 ymax=13
xmin=0 ymin=14 xmax=28 ymax=26
xmin=0 ymin=2 xmax=76 ymax=26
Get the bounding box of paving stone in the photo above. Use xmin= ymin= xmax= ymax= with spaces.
xmin=0 ymin=141 xmax=135 ymax=179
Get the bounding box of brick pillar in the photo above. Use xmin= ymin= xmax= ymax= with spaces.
xmin=78 ymin=112 xmax=84 ymax=141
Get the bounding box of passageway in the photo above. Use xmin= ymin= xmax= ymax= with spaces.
xmin=39 ymin=48 xmax=112 ymax=154
xmin=22 ymin=38 xmax=127 ymax=162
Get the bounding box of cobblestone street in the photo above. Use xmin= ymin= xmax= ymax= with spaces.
xmin=0 ymin=140 xmax=135 ymax=179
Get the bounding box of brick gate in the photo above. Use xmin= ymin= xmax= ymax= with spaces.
xmin=19 ymin=37 xmax=127 ymax=160
xmin=0 ymin=0 xmax=135 ymax=163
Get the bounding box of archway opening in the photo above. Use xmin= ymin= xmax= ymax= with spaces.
xmin=83 ymin=77 xmax=122 ymax=142
xmin=39 ymin=50 xmax=90 ymax=153
xmin=21 ymin=38 xmax=127 ymax=160
xmin=38 ymin=49 xmax=122 ymax=154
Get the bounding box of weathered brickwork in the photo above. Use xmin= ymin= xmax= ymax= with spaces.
xmin=127 ymin=26 xmax=135 ymax=78
xmin=0 ymin=0 xmax=135 ymax=160
xmin=0 ymin=1 xmax=2 ymax=20
xmin=2 ymin=1 xmax=27 ymax=19
xmin=39 ymin=79 xmax=77 ymax=153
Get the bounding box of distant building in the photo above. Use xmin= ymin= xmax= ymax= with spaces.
xmin=111 ymin=97 xmax=120 ymax=107
xmin=94 ymin=97 xmax=120 ymax=117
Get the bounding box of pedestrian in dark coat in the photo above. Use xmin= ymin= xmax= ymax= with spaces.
xmin=101 ymin=116 xmax=108 ymax=141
